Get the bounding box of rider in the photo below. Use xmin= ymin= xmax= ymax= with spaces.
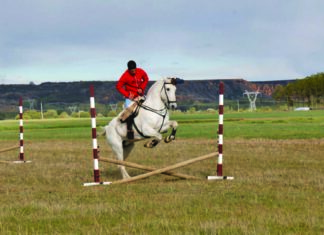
xmin=116 ymin=60 xmax=149 ymax=139
xmin=116 ymin=60 xmax=149 ymax=108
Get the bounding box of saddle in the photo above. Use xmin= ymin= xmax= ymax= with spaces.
xmin=119 ymin=102 xmax=138 ymax=123
xmin=119 ymin=101 xmax=141 ymax=139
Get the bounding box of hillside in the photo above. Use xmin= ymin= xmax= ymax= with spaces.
xmin=0 ymin=79 xmax=294 ymax=112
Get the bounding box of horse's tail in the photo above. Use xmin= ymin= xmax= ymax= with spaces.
xmin=97 ymin=126 xmax=107 ymax=137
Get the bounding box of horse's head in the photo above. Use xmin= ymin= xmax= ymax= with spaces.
xmin=161 ymin=77 xmax=183 ymax=110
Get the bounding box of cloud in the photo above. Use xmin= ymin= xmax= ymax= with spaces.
xmin=1 ymin=0 xmax=324 ymax=84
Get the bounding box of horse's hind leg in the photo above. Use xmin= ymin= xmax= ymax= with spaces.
xmin=123 ymin=142 xmax=135 ymax=161
xmin=118 ymin=164 xmax=131 ymax=179
xmin=116 ymin=142 xmax=135 ymax=178
xmin=110 ymin=142 xmax=131 ymax=179
xmin=106 ymin=126 xmax=131 ymax=179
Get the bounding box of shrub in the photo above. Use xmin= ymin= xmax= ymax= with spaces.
xmin=107 ymin=111 xmax=117 ymax=117
xmin=70 ymin=111 xmax=90 ymax=118
xmin=187 ymin=107 xmax=196 ymax=113
xmin=71 ymin=112 xmax=79 ymax=118
xmin=206 ymin=108 xmax=216 ymax=113
xmin=16 ymin=110 xmax=42 ymax=119
xmin=44 ymin=109 xmax=58 ymax=119
xmin=257 ymin=106 xmax=273 ymax=112
xmin=59 ymin=112 xmax=70 ymax=119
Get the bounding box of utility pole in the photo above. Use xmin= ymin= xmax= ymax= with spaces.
xmin=110 ymin=104 xmax=118 ymax=112
xmin=40 ymin=102 xmax=44 ymax=119
xmin=243 ymin=90 xmax=260 ymax=111
xmin=28 ymin=99 xmax=35 ymax=110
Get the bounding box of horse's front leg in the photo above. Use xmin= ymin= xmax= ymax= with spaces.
xmin=164 ymin=120 xmax=178 ymax=143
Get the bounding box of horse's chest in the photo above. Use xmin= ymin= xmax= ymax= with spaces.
xmin=138 ymin=114 xmax=168 ymax=130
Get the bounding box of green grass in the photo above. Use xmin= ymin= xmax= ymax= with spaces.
xmin=1 ymin=110 xmax=324 ymax=140
xmin=0 ymin=111 xmax=324 ymax=234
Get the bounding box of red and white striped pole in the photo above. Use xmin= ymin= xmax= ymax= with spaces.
xmin=217 ymin=82 xmax=224 ymax=176
xmin=90 ymin=85 xmax=100 ymax=183
xmin=19 ymin=97 xmax=24 ymax=161
xmin=13 ymin=97 xmax=31 ymax=163
xmin=83 ymin=85 xmax=111 ymax=186
xmin=208 ymin=82 xmax=233 ymax=180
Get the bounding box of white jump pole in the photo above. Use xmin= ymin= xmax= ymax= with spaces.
xmin=208 ymin=82 xmax=234 ymax=180
xmin=83 ymin=85 xmax=111 ymax=186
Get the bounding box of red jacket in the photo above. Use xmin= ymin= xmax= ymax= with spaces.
xmin=116 ymin=68 xmax=149 ymax=98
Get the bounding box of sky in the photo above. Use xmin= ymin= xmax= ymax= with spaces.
xmin=1 ymin=0 xmax=324 ymax=84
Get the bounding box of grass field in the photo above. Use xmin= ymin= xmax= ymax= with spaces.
xmin=1 ymin=111 xmax=324 ymax=234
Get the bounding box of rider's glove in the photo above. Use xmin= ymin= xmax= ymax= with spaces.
xmin=137 ymin=88 xmax=143 ymax=96
xmin=135 ymin=96 xmax=145 ymax=104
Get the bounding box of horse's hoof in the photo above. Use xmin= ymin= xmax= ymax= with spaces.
xmin=164 ymin=135 xmax=175 ymax=143
xmin=144 ymin=140 xmax=159 ymax=148
xmin=151 ymin=139 xmax=159 ymax=147
xmin=164 ymin=136 xmax=171 ymax=143
xmin=144 ymin=141 xmax=153 ymax=148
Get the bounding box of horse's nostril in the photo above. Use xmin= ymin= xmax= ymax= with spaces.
xmin=171 ymin=104 xmax=177 ymax=110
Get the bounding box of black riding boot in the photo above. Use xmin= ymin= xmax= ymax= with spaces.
xmin=126 ymin=118 xmax=134 ymax=139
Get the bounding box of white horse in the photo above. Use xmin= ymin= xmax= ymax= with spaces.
xmin=102 ymin=77 xmax=182 ymax=179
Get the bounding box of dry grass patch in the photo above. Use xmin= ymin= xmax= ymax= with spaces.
xmin=1 ymin=138 xmax=324 ymax=234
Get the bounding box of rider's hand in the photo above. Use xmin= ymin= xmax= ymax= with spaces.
xmin=137 ymin=88 xmax=143 ymax=95
xmin=135 ymin=96 xmax=145 ymax=104
xmin=128 ymin=92 xmax=135 ymax=100
xmin=139 ymin=96 xmax=145 ymax=104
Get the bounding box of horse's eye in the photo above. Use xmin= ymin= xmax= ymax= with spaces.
xmin=166 ymin=88 xmax=170 ymax=91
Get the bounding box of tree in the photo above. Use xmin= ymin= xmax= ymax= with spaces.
xmin=272 ymin=85 xmax=285 ymax=101
xmin=276 ymin=72 xmax=324 ymax=108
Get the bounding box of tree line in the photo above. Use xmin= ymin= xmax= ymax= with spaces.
xmin=272 ymin=72 xmax=324 ymax=107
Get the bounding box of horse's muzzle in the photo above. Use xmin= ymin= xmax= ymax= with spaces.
xmin=170 ymin=103 xmax=177 ymax=110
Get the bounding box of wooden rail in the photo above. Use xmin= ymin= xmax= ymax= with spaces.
xmin=100 ymin=157 xmax=201 ymax=180
xmin=110 ymin=152 xmax=218 ymax=184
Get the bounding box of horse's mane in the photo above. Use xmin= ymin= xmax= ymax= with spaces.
xmin=146 ymin=78 xmax=168 ymax=97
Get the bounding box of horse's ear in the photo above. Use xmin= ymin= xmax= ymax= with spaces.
xmin=170 ymin=77 xmax=184 ymax=85
xmin=176 ymin=77 xmax=184 ymax=84
xmin=171 ymin=78 xmax=177 ymax=85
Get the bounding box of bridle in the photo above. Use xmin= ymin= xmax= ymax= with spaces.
xmin=161 ymin=82 xmax=177 ymax=109
xmin=138 ymin=80 xmax=177 ymax=114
